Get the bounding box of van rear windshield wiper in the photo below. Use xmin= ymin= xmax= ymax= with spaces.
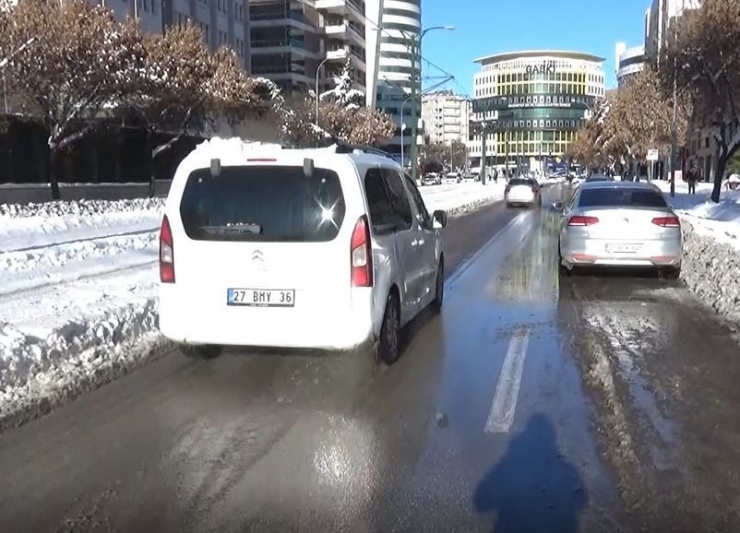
xmin=199 ymin=224 xmax=262 ymax=236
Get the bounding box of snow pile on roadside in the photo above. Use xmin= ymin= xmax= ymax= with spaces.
xmin=679 ymin=223 xmax=740 ymax=324
xmin=652 ymin=181 xmax=740 ymax=324
xmin=0 ymin=267 xmax=163 ymax=429
xmin=421 ymin=181 xmax=507 ymax=216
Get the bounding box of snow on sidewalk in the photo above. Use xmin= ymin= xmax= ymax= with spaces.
xmin=0 ymin=178 xmax=506 ymax=426
xmin=653 ymin=180 xmax=740 ymax=325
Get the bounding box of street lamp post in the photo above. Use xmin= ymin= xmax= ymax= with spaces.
xmin=399 ymin=25 xmax=453 ymax=183
xmin=315 ymin=56 xmax=332 ymax=142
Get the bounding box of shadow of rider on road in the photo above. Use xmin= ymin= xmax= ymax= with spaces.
xmin=473 ymin=414 xmax=589 ymax=533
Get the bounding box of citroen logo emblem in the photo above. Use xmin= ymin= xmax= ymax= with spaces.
xmin=252 ymin=250 xmax=264 ymax=262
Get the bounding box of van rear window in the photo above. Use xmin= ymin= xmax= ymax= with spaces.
xmin=179 ymin=166 xmax=345 ymax=242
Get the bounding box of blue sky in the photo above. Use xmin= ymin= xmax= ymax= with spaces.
xmin=421 ymin=0 xmax=650 ymax=95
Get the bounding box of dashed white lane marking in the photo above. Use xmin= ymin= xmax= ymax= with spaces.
xmin=485 ymin=327 xmax=530 ymax=434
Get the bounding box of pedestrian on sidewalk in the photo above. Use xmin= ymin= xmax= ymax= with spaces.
xmin=687 ymin=161 xmax=699 ymax=194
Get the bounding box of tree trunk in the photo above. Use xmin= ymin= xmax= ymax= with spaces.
xmin=49 ymin=147 xmax=60 ymax=201
xmin=711 ymin=149 xmax=729 ymax=203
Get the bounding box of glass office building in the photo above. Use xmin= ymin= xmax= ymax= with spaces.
xmin=468 ymin=50 xmax=606 ymax=172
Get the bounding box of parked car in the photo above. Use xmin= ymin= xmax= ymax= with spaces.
xmin=444 ymin=172 xmax=461 ymax=184
xmin=505 ymin=177 xmax=542 ymax=208
xmin=422 ymin=172 xmax=442 ymax=186
xmin=585 ymin=174 xmax=615 ymax=182
xmin=554 ymin=181 xmax=682 ymax=279
xmin=158 ymin=147 xmax=448 ymax=364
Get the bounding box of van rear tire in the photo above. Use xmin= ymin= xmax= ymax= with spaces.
xmin=375 ymin=293 xmax=400 ymax=365
xmin=179 ymin=344 xmax=222 ymax=359
xmin=431 ymin=258 xmax=444 ymax=312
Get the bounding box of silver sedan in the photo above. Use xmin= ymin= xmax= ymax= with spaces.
xmin=554 ymin=181 xmax=682 ymax=279
xmin=505 ymin=177 xmax=542 ymax=208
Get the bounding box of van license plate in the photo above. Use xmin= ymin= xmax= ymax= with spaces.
xmin=605 ymin=243 xmax=642 ymax=253
xmin=227 ymin=288 xmax=295 ymax=307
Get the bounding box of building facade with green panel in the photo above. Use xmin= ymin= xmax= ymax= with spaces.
xmin=468 ymin=50 xmax=606 ymax=172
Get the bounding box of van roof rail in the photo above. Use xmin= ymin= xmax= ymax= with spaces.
xmin=333 ymin=142 xmax=396 ymax=160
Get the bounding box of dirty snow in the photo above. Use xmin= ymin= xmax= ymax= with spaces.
xmin=652 ymin=180 xmax=740 ymax=324
xmin=0 ymin=161 xmax=507 ymax=426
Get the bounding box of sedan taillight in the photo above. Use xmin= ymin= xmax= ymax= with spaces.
xmin=652 ymin=216 xmax=680 ymax=228
xmin=568 ymin=215 xmax=599 ymax=226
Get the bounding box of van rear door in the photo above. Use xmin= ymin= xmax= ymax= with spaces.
xmin=169 ymin=163 xmax=355 ymax=346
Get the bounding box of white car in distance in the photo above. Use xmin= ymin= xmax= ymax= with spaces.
xmin=158 ymin=146 xmax=448 ymax=365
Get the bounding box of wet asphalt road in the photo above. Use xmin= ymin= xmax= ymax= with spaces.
xmin=4 ymin=185 xmax=740 ymax=532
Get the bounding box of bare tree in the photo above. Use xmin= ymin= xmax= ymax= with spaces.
xmin=0 ymin=0 xmax=146 ymax=199
xmin=659 ymin=0 xmax=740 ymax=201
xmin=422 ymin=140 xmax=467 ymax=168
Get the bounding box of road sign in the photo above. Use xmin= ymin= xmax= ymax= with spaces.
xmin=647 ymin=149 xmax=659 ymax=161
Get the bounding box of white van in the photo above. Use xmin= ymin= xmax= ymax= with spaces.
xmin=158 ymin=144 xmax=448 ymax=364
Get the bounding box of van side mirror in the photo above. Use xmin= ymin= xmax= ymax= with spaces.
xmin=551 ymin=201 xmax=564 ymax=212
xmin=433 ymin=210 xmax=447 ymax=228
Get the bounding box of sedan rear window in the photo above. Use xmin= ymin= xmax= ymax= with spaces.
xmin=179 ymin=166 xmax=345 ymax=242
xmin=509 ymin=178 xmax=533 ymax=186
xmin=578 ymin=188 xmax=667 ymax=208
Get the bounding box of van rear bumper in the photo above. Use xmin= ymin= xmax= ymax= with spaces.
xmin=158 ymin=290 xmax=374 ymax=351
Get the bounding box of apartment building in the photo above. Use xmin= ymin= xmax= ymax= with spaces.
xmin=100 ymin=0 xmax=250 ymax=70
xmin=421 ymin=91 xmax=470 ymax=145
xmin=249 ymin=0 xmax=372 ymax=98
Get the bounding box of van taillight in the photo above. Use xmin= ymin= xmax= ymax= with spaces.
xmin=350 ymin=215 xmax=373 ymax=287
xmin=160 ymin=215 xmax=175 ymax=283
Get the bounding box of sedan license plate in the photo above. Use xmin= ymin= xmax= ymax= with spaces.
xmin=227 ymin=288 xmax=295 ymax=307
xmin=605 ymin=243 xmax=642 ymax=253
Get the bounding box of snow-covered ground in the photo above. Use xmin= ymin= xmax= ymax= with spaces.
xmin=0 ymin=178 xmax=505 ymax=426
xmin=652 ymin=180 xmax=740 ymax=324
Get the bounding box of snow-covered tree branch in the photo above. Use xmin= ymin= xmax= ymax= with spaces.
xmin=257 ymin=72 xmax=395 ymax=148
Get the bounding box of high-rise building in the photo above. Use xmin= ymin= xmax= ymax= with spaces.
xmin=469 ymin=50 xmax=605 ymax=172
xmin=421 ymin=91 xmax=470 ymax=145
xmin=372 ymin=0 xmax=421 ymax=158
xmin=249 ymin=0 xmax=377 ymax=100
xmin=615 ymin=43 xmax=645 ymax=87
xmin=248 ymin=0 xmax=322 ymax=90
xmin=645 ymin=0 xmax=701 ymax=61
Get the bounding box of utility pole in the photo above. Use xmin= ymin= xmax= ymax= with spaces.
xmin=480 ymin=122 xmax=487 ymax=185
xmin=409 ymin=35 xmax=420 ymax=183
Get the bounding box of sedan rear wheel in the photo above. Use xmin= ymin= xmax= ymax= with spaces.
xmin=662 ymin=266 xmax=681 ymax=280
